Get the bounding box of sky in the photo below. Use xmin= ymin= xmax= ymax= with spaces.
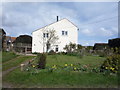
xmin=1 ymin=2 xmax=118 ymax=46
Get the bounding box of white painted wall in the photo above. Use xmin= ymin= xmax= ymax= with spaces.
xmin=32 ymin=19 xmax=78 ymax=53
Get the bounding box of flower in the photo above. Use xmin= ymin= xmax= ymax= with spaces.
xmin=110 ymin=67 xmax=112 ymax=69
xmin=74 ymin=67 xmax=77 ymax=70
xmin=52 ymin=65 xmax=57 ymax=69
xmin=32 ymin=65 xmax=35 ymax=68
xmin=70 ymin=64 xmax=73 ymax=66
xmin=65 ymin=64 xmax=68 ymax=66
xmin=105 ymin=67 xmax=108 ymax=69
xmin=110 ymin=67 xmax=115 ymax=71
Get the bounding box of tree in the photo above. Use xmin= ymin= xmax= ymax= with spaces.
xmin=77 ymin=44 xmax=82 ymax=50
xmin=40 ymin=27 xmax=59 ymax=53
xmin=64 ymin=42 xmax=77 ymax=53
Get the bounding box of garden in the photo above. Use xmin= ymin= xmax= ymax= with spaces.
xmin=3 ymin=53 xmax=119 ymax=88
xmin=2 ymin=43 xmax=119 ymax=88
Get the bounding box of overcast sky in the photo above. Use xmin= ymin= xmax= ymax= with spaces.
xmin=1 ymin=2 xmax=118 ymax=46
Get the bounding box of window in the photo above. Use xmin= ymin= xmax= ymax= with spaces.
xmin=55 ymin=45 xmax=58 ymax=52
xmin=43 ymin=33 xmax=46 ymax=38
xmin=62 ymin=31 xmax=64 ymax=35
xmin=43 ymin=33 xmax=49 ymax=38
xmin=62 ymin=31 xmax=68 ymax=36
xmin=65 ymin=31 xmax=68 ymax=35
xmin=46 ymin=33 xmax=49 ymax=38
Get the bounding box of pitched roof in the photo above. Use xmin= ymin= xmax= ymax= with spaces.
xmin=11 ymin=37 xmax=16 ymax=42
xmin=33 ymin=18 xmax=79 ymax=33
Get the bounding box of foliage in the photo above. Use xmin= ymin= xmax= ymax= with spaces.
xmin=77 ymin=44 xmax=83 ymax=50
xmin=3 ymin=55 xmax=118 ymax=88
xmin=3 ymin=67 xmax=118 ymax=88
xmin=48 ymin=50 xmax=56 ymax=55
xmin=100 ymin=54 xmax=120 ymax=74
xmin=37 ymin=53 xmax=47 ymax=69
xmin=64 ymin=42 xmax=76 ymax=53
xmin=14 ymin=35 xmax=32 ymax=44
xmin=93 ymin=43 xmax=109 ymax=50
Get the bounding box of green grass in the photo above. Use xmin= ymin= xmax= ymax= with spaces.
xmin=3 ymin=55 xmax=118 ymax=88
xmin=2 ymin=52 xmax=19 ymax=63
xmin=3 ymin=68 xmax=118 ymax=88
xmin=45 ymin=55 xmax=105 ymax=67
xmin=3 ymin=56 xmax=34 ymax=71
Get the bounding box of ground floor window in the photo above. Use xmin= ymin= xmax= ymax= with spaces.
xmin=55 ymin=45 xmax=58 ymax=52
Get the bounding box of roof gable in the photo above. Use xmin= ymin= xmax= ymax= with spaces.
xmin=33 ymin=18 xmax=78 ymax=33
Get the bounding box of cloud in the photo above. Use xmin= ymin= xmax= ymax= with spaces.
xmin=100 ymin=27 xmax=113 ymax=37
xmin=80 ymin=29 xmax=95 ymax=36
xmin=2 ymin=2 xmax=118 ymax=46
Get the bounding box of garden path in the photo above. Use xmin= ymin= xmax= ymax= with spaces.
xmin=2 ymin=56 xmax=35 ymax=76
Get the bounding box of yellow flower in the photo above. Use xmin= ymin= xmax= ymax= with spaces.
xmin=70 ymin=64 xmax=73 ymax=67
xmin=52 ymin=65 xmax=56 ymax=68
xmin=32 ymin=65 xmax=35 ymax=68
xmin=111 ymin=68 xmax=115 ymax=71
xmin=74 ymin=67 xmax=77 ymax=70
xmin=110 ymin=67 xmax=112 ymax=70
xmin=105 ymin=67 xmax=108 ymax=69
xmin=65 ymin=64 xmax=68 ymax=66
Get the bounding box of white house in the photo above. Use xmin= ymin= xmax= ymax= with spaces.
xmin=32 ymin=18 xmax=79 ymax=53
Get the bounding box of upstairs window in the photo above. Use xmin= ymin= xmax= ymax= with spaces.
xmin=65 ymin=31 xmax=68 ymax=35
xmin=43 ymin=33 xmax=49 ymax=38
xmin=43 ymin=33 xmax=46 ymax=38
xmin=62 ymin=31 xmax=68 ymax=36
xmin=46 ymin=33 xmax=49 ymax=38
xmin=62 ymin=31 xmax=64 ymax=35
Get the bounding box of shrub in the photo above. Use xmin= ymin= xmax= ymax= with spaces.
xmin=48 ymin=50 xmax=56 ymax=55
xmin=32 ymin=52 xmax=38 ymax=54
xmin=37 ymin=53 xmax=47 ymax=69
xmin=100 ymin=54 xmax=120 ymax=74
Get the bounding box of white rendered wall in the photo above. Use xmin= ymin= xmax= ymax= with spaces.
xmin=32 ymin=19 xmax=78 ymax=53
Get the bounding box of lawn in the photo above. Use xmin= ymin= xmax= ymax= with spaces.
xmin=3 ymin=68 xmax=118 ymax=88
xmin=2 ymin=52 xmax=19 ymax=63
xmin=3 ymin=54 xmax=118 ymax=88
xmin=3 ymin=56 xmax=35 ymax=71
xmin=46 ymin=55 xmax=105 ymax=67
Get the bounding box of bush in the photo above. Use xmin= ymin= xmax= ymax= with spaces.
xmin=48 ymin=50 xmax=56 ymax=55
xmin=100 ymin=54 xmax=120 ymax=74
xmin=37 ymin=53 xmax=47 ymax=69
xmin=94 ymin=50 xmax=107 ymax=57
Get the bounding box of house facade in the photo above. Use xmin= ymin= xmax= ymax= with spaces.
xmin=32 ymin=18 xmax=78 ymax=53
xmin=6 ymin=36 xmax=16 ymax=51
xmin=13 ymin=35 xmax=32 ymax=53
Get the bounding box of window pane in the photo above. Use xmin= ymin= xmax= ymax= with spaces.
xmin=46 ymin=33 xmax=49 ymax=38
xmin=62 ymin=31 xmax=64 ymax=35
xmin=43 ymin=33 xmax=45 ymax=38
xmin=65 ymin=31 xmax=68 ymax=35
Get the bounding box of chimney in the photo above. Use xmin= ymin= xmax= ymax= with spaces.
xmin=57 ymin=16 xmax=59 ymax=22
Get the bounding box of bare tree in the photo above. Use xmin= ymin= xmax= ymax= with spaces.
xmin=46 ymin=30 xmax=59 ymax=52
xmin=38 ymin=27 xmax=59 ymax=53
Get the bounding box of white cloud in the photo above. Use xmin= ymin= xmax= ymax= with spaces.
xmin=100 ymin=27 xmax=113 ymax=37
xmin=2 ymin=2 xmax=118 ymax=45
xmin=80 ymin=29 xmax=95 ymax=36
